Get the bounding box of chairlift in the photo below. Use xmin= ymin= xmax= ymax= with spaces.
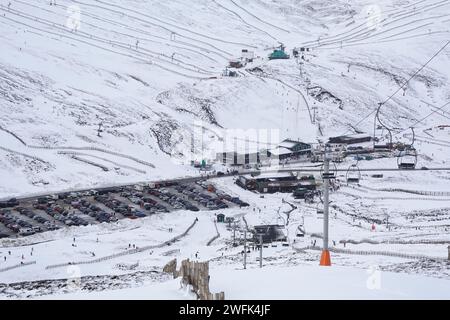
xmin=346 ymin=163 xmax=361 ymax=184
xmin=398 ymin=127 xmax=417 ymax=170
xmin=316 ymin=203 xmax=324 ymax=215
xmin=397 ymin=147 xmax=417 ymax=170
xmin=320 ymin=161 xmax=338 ymax=180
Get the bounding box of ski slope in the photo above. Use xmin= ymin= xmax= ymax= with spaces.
xmin=0 ymin=0 xmax=450 ymax=300
xmin=0 ymin=0 xmax=449 ymax=196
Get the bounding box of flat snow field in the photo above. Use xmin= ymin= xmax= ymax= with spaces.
xmin=42 ymin=264 xmax=450 ymax=300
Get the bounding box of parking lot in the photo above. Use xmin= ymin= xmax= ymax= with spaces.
xmin=0 ymin=180 xmax=249 ymax=239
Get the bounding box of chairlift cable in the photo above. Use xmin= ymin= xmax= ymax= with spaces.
xmin=341 ymin=40 xmax=450 ymax=136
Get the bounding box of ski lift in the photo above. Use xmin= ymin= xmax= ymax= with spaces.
xmin=398 ymin=127 xmax=417 ymax=170
xmin=346 ymin=163 xmax=361 ymax=184
xmin=316 ymin=203 xmax=324 ymax=215
xmin=295 ymin=224 xmax=305 ymax=237
xmin=397 ymin=147 xmax=417 ymax=170
xmin=373 ymin=104 xmax=393 ymax=149
xmin=320 ymin=161 xmax=338 ymax=180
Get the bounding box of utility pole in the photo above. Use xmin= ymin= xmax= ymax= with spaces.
xmin=320 ymin=145 xmax=332 ymax=266
xmin=97 ymin=122 xmax=103 ymax=137
xmin=243 ymin=230 xmax=247 ymax=270
xmin=312 ymin=106 xmax=317 ymax=124
xmin=233 ymin=221 xmax=237 ymax=247
xmin=259 ymin=234 xmax=263 ymax=268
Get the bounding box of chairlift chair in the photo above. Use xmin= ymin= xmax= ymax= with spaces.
xmin=320 ymin=161 xmax=338 ymax=180
xmin=397 ymin=147 xmax=418 ymax=170
xmin=346 ymin=164 xmax=361 ymax=184
xmin=316 ymin=203 xmax=324 ymax=215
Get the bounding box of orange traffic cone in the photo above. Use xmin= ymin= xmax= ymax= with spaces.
xmin=320 ymin=250 xmax=332 ymax=266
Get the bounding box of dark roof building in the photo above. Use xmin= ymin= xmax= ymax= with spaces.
xmin=268 ymin=139 xmax=312 ymax=160
xmin=329 ymin=134 xmax=372 ymax=145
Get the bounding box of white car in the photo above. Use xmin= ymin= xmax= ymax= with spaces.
xmin=19 ymin=228 xmax=35 ymax=236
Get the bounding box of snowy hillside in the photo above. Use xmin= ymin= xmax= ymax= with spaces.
xmin=0 ymin=0 xmax=449 ymax=197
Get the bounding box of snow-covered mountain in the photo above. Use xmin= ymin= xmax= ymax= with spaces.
xmin=1 ymin=0 xmax=449 ymax=197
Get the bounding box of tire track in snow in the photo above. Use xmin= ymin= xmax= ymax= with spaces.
xmin=300 ymin=0 xmax=449 ymax=48
xmin=57 ymin=151 xmax=147 ymax=174
xmin=75 ymin=0 xmax=252 ymax=49
xmin=0 ymin=146 xmax=50 ymax=165
xmin=69 ymin=155 xmax=110 ymax=172
xmin=0 ymin=6 xmax=213 ymax=76
xmin=210 ymin=0 xmax=278 ymax=41
xmin=0 ymin=14 xmax=209 ymax=80
xmin=14 ymin=0 xmax=221 ymax=64
xmin=228 ymin=0 xmax=291 ymax=33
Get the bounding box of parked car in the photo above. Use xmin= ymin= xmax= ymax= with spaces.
xmin=8 ymin=224 xmax=20 ymax=233
xmin=186 ymin=205 xmax=199 ymax=212
xmin=134 ymin=211 xmax=146 ymax=218
xmin=19 ymin=228 xmax=35 ymax=236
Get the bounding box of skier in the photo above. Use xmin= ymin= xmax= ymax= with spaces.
xmin=135 ymin=40 xmax=139 ymax=50
xmin=3 ymin=256 xmax=6 ymax=262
